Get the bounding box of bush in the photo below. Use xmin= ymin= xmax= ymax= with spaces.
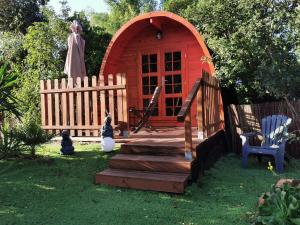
xmin=256 ymin=183 xmax=300 ymax=225
xmin=0 ymin=124 xmax=23 ymax=159
xmin=15 ymin=119 xmax=52 ymax=158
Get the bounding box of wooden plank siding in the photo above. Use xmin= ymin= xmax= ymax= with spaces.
xmin=40 ymin=75 xmax=127 ymax=136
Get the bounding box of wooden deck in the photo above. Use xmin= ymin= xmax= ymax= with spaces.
xmin=95 ymin=127 xmax=202 ymax=193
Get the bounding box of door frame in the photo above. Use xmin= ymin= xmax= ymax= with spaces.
xmin=137 ymin=46 xmax=187 ymax=124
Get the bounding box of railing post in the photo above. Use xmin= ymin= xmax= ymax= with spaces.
xmin=197 ymin=81 xmax=204 ymax=139
xmin=184 ymin=109 xmax=193 ymax=160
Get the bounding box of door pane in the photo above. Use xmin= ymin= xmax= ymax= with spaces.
xmin=173 ymin=52 xmax=181 ymax=61
xmin=165 ymin=52 xmax=172 ymax=62
xmin=150 ymin=63 xmax=157 ymax=72
xmin=150 ymin=76 xmax=157 ymax=85
xmin=150 ymin=54 xmax=157 ymax=63
xmin=173 ymin=61 xmax=181 ymax=71
xmin=165 ymin=62 xmax=172 ymax=71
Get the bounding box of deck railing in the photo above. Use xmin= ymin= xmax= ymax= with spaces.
xmin=40 ymin=74 xmax=127 ymax=136
xmin=177 ymin=71 xmax=224 ymax=159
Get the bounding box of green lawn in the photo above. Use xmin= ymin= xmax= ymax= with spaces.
xmin=0 ymin=143 xmax=299 ymax=225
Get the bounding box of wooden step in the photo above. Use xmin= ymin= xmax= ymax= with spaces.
xmin=95 ymin=168 xmax=189 ymax=193
xmin=121 ymin=139 xmax=184 ymax=156
xmin=121 ymin=138 xmax=202 ymax=156
xmin=109 ymin=154 xmax=192 ymax=173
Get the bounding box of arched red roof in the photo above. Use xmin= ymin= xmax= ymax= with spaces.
xmin=99 ymin=11 xmax=215 ymax=76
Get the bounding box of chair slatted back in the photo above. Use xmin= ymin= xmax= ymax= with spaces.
xmin=261 ymin=115 xmax=292 ymax=146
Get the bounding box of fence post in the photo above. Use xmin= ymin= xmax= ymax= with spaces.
xmin=68 ymin=78 xmax=75 ymax=136
xmin=61 ymin=78 xmax=67 ymax=131
xmin=47 ymin=80 xmax=53 ymax=134
xmin=76 ymin=77 xmax=83 ymax=136
xmin=84 ymin=77 xmax=90 ymax=136
xmin=40 ymin=80 xmax=46 ymax=128
xmin=54 ymin=79 xmax=60 ymax=135
xmin=122 ymin=73 xmax=128 ymax=132
xmin=108 ymin=74 xmax=115 ymax=126
xmin=197 ymin=82 xmax=203 ymax=139
xmin=99 ymin=75 xmax=106 ymax=126
xmin=92 ymin=76 xmax=99 ymax=136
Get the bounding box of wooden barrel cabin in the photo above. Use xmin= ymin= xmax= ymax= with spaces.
xmin=100 ymin=11 xmax=216 ymax=128
xmin=40 ymin=11 xmax=225 ymax=193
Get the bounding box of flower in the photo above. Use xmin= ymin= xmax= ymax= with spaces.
xmin=267 ymin=162 xmax=274 ymax=172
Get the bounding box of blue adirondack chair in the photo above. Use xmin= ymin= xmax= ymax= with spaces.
xmin=240 ymin=115 xmax=292 ymax=173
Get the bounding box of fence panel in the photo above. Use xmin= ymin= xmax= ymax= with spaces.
xmin=202 ymin=72 xmax=225 ymax=137
xmin=40 ymin=75 xmax=127 ymax=137
xmin=228 ymin=100 xmax=300 ymax=158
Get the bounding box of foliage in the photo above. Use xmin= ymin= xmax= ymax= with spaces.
xmin=0 ymin=63 xmax=21 ymax=117
xmin=0 ymin=32 xmax=25 ymax=64
xmin=15 ymin=119 xmax=51 ymax=158
xmin=0 ymin=0 xmax=48 ymax=34
xmin=164 ymin=0 xmax=300 ymax=102
xmin=0 ymin=124 xmax=23 ymax=159
xmin=256 ymin=184 xmax=300 ymax=225
xmin=90 ymin=0 xmax=158 ymax=34
xmin=15 ymin=7 xmax=69 ymax=122
xmin=163 ymin=0 xmax=196 ymax=15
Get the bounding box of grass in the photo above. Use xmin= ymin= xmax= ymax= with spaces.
xmin=0 ymin=143 xmax=300 ymax=225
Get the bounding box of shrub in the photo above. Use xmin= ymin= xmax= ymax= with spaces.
xmin=15 ymin=119 xmax=52 ymax=158
xmin=0 ymin=124 xmax=23 ymax=159
xmin=256 ymin=183 xmax=300 ymax=225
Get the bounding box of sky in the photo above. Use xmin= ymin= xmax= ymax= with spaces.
xmin=48 ymin=0 xmax=109 ymax=14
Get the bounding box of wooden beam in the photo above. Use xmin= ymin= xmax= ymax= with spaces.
xmin=40 ymin=85 xmax=126 ymax=94
xmin=42 ymin=125 xmax=101 ymax=130
xmin=184 ymin=110 xmax=193 ymax=160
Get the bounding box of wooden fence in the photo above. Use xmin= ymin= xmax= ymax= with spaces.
xmin=228 ymin=99 xmax=300 ymax=158
xmin=40 ymin=74 xmax=127 ymax=136
xmin=202 ymin=72 xmax=225 ymax=137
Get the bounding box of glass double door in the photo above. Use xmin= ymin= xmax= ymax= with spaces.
xmin=139 ymin=49 xmax=184 ymax=121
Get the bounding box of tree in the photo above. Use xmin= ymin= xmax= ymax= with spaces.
xmin=164 ymin=0 xmax=300 ymax=102
xmin=58 ymin=0 xmax=71 ymax=21
xmin=0 ymin=63 xmax=20 ymax=117
xmin=0 ymin=0 xmax=48 ymax=34
xmin=163 ymin=0 xmax=195 ymax=15
xmin=16 ymin=7 xmax=69 ymax=123
xmin=92 ymin=0 xmax=158 ymax=34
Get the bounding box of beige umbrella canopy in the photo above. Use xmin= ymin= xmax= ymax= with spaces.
xmin=64 ymin=20 xmax=87 ymax=79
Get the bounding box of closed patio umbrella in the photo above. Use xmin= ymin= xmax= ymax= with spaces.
xmin=64 ymin=20 xmax=87 ymax=79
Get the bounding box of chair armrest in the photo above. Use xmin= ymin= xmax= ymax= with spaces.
xmin=240 ymin=132 xmax=263 ymax=146
xmin=240 ymin=132 xmax=263 ymax=137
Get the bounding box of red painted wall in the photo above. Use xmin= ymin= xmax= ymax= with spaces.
xmin=100 ymin=12 xmax=214 ymax=127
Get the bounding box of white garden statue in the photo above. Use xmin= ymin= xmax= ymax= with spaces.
xmin=100 ymin=116 xmax=115 ymax=152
